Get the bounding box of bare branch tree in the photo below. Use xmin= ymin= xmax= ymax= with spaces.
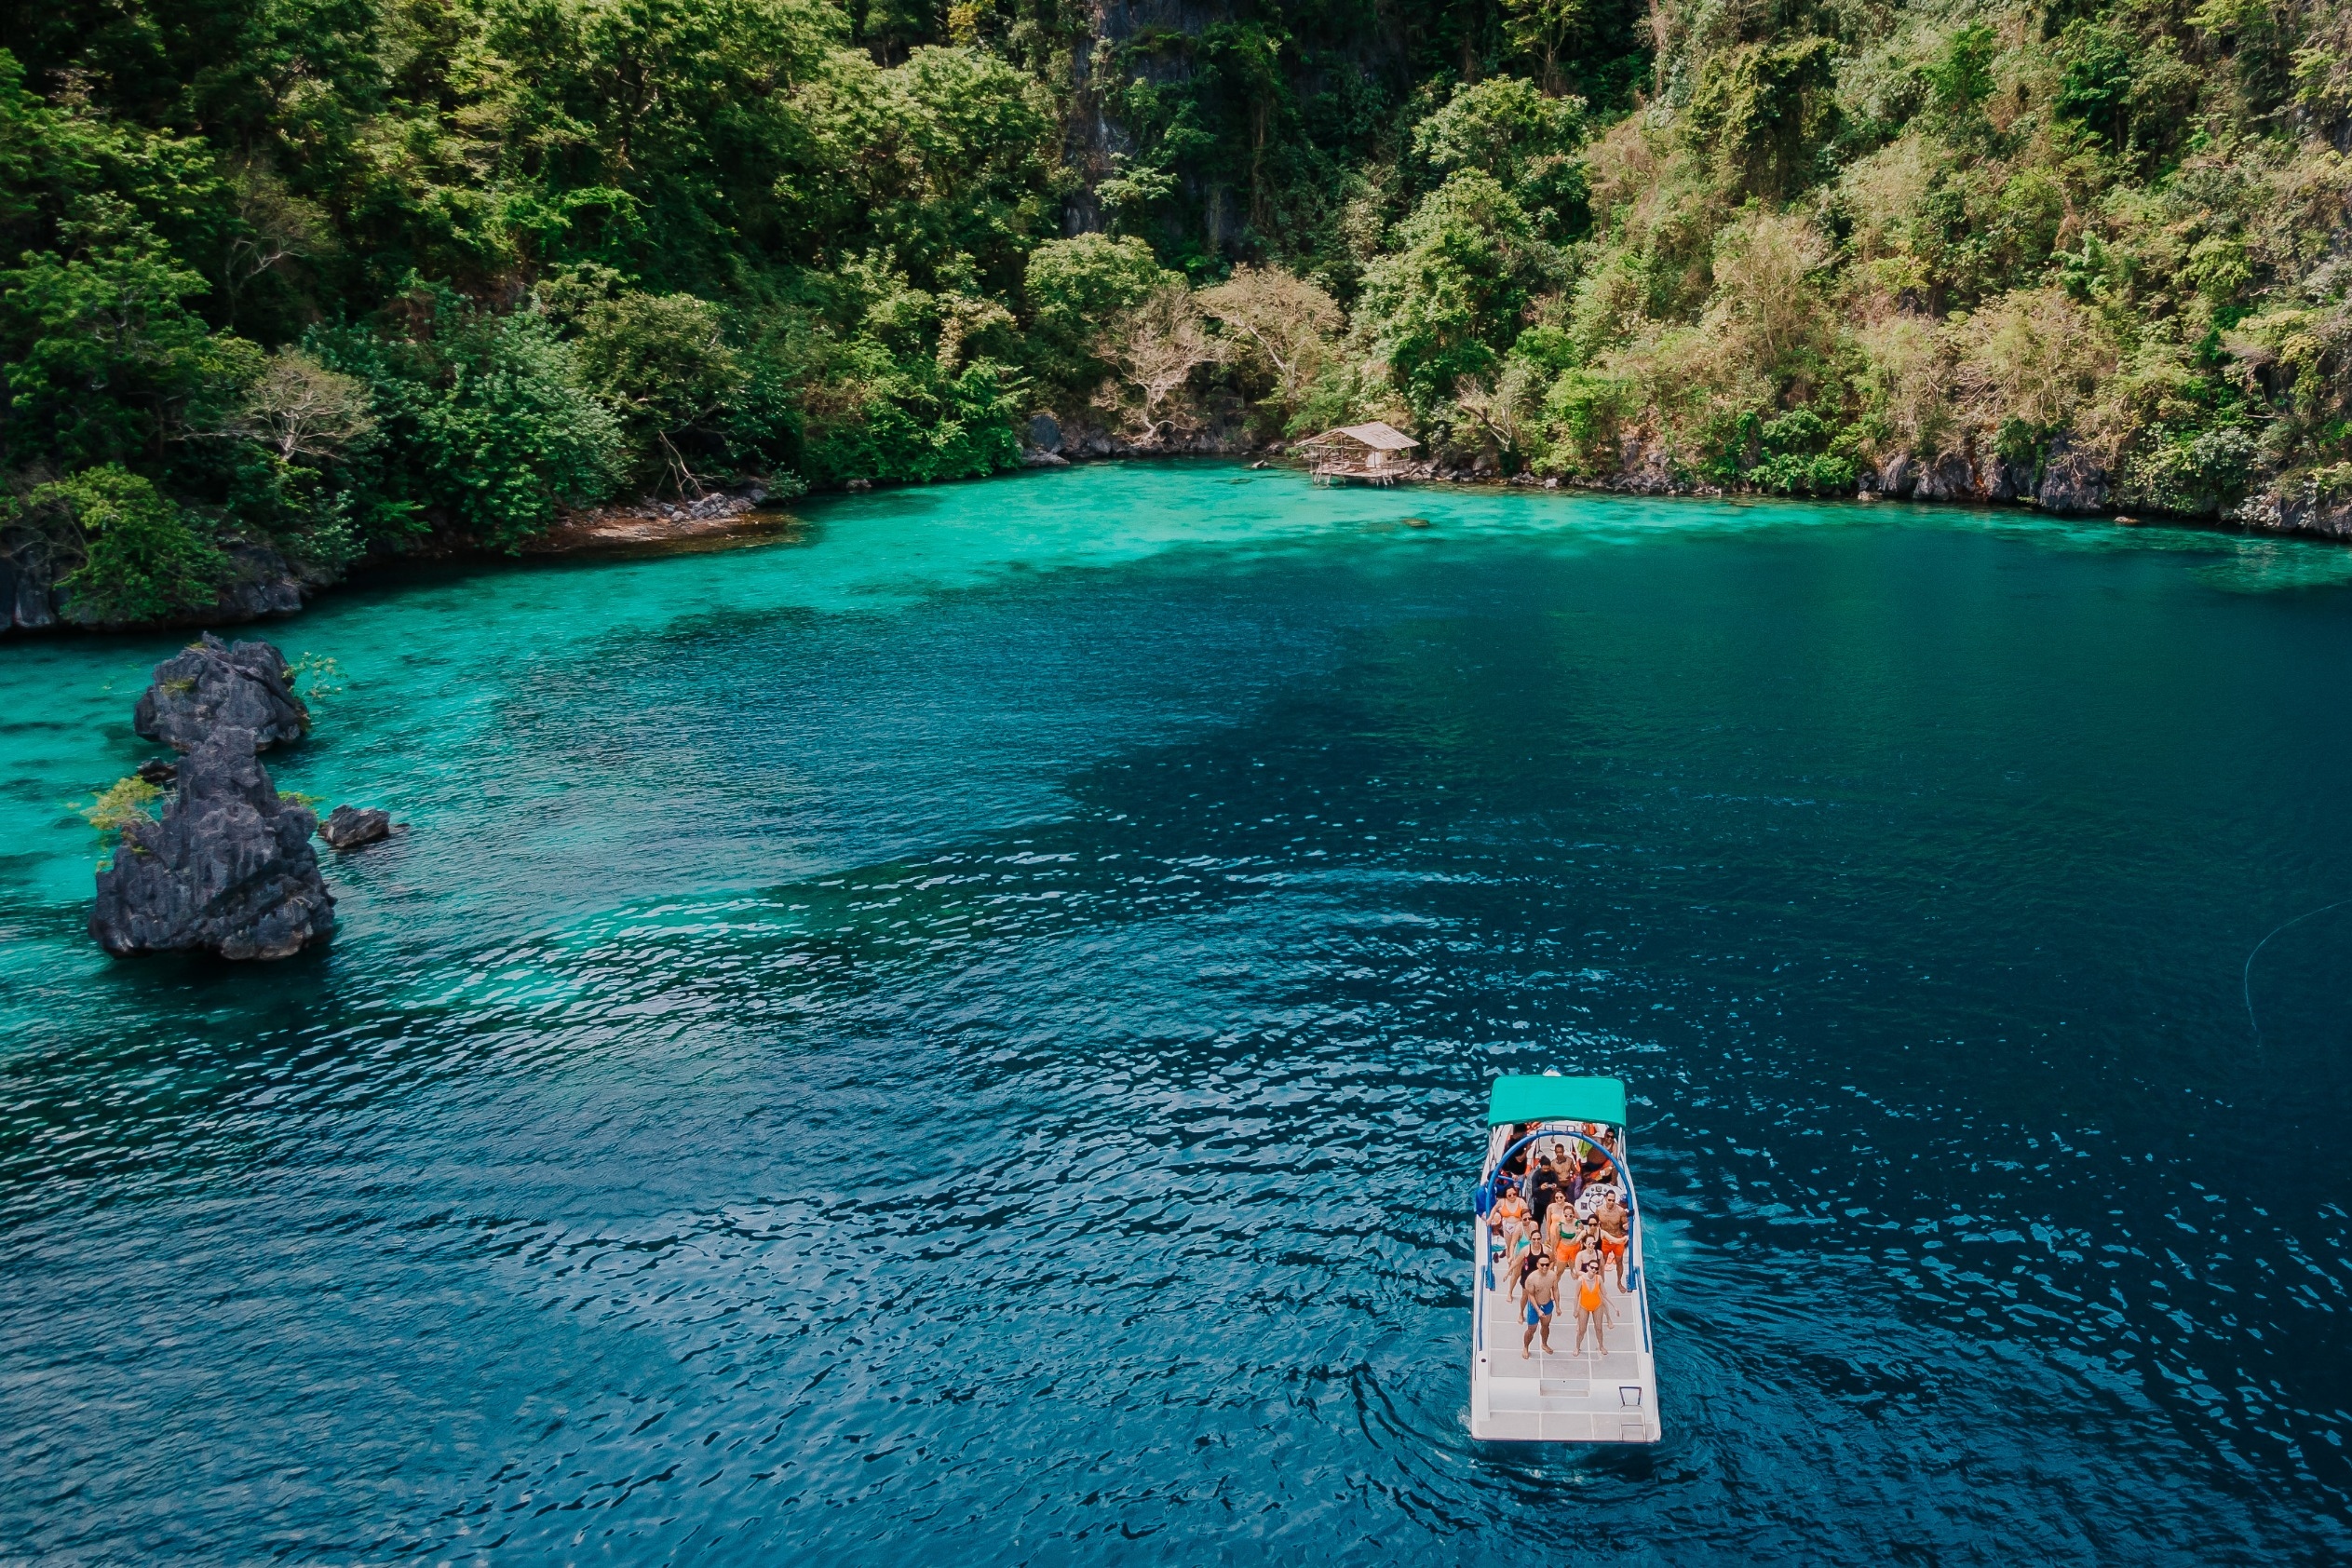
xmin=223 ymin=168 xmax=331 ymax=329
xmin=1453 ymin=358 xmax=1544 ymax=466
xmin=234 ymin=350 xmax=376 ymax=464
xmin=1097 ymin=283 xmax=1224 ymax=437
xmin=1197 ymin=265 xmax=1344 ymax=418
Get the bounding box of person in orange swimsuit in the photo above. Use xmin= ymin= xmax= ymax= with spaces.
xmin=1494 ymin=1185 xmax=1530 ymax=1240
xmin=1493 ymin=1187 xmax=1533 ymax=1292
xmin=1571 ymin=1252 xmax=1609 ymax=1354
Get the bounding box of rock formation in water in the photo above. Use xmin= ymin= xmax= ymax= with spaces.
xmin=318 ymin=804 xmax=397 ymax=850
xmin=89 ymin=725 xmax=336 ymax=959
xmin=133 ymin=634 xmax=309 ymax=752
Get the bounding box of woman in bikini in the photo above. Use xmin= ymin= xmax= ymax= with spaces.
xmin=1493 ymin=1186 xmax=1534 ymax=1293
xmin=1547 ymin=1197 xmax=1582 ymax=1266
xmin=1512 ymin=1237 xmax=1548 ymax=1304
xmin=1494 ymin=1185 xmax=1531 ymax=1246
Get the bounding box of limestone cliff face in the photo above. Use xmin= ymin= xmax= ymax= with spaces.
xmin=2033 ymin=437 xmax=2113 ymax=516
xmin=2236 ymin=488 xmax=2352 ymax=542
xmin=1854 ymin=450 xmax=2037 ymax=507
xmin=1053 ymin=0 xmax=1408 ymax=242
xmin=1059 ymin=0 xmax=1226 ymax=237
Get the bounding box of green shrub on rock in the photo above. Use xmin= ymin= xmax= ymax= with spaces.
xmin=25 ymin=466 xmax=231 ymax=625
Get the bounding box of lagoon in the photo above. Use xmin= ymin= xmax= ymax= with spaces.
xmin=5 ymin=464 xmax=2352 ymax=1561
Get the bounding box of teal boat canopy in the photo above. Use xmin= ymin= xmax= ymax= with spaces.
xmin=1487 ymin=1075 xmax=1628 ymax=1129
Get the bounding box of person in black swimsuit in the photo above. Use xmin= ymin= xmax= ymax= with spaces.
xmin=1514 ymin=1239 xmax=1548 ymax=1300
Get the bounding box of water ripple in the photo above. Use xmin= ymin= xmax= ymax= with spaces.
xmin=5 ymin=470 xmax=2352 ymax=1561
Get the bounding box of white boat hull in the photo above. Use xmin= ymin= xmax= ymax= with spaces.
xmin=1468 ymin=1135 xmax=1661 ymax=1443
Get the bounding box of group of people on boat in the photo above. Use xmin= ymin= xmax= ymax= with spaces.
xmin=1490 ymin=1124 xmax=1629 ymax=1358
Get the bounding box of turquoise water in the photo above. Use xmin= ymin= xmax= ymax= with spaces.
xmin=6 ymin=463 xmax=2352 ymax=1561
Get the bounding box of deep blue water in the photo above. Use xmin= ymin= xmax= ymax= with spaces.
xmin=5 ymin=465 xmax=2352 ymax=1563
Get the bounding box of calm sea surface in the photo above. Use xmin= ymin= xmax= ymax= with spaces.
xmin=5 ymin=465 xmax=2351 ymax=1563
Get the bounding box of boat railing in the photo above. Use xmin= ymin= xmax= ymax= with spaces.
xmin=1476 ymin=1127 xmax=1643 ymax=1296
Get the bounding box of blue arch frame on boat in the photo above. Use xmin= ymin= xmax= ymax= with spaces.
xmin=1474 ymin=1128 xmax=1644 ymax=1296
xmin=1475 ymin=1129 xmax=1638 ymax=1221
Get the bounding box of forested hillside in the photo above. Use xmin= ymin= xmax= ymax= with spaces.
xmin=4 ymin=0 xmax=2350 ymax=625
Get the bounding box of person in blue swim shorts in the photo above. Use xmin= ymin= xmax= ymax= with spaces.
xmin=1521 ymin=1254 xmax=1561 ymax=1358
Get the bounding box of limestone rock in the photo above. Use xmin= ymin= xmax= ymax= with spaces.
xmin=4 ymin=546 xmax=58 ymax=630
xmin=1026 ymin=413 xmax=1064 ymax=453
xmin=1913 ymin=452 xmax=1978 ymax=502
xmin=1609 ymin=438 xmax=1688 ymax=495
xmin=89 ymin=725 xmax=335 ymax=960
xmin=319 ymin=804 xmax=397 ymax=850
xmin=133 ymin=633 xmax=309 ymax=752
xmin=211 ymin=544 xmax=309 ymax=621
xmin=1873 ymin=453 xmax=1919 ymax=499
xmin=2233 ymin=488 xmax=2352 ymax=541
xmin=2035 ymin=435 xmax=2111 ymax=514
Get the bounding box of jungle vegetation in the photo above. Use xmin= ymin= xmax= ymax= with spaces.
xmin=3 ymin=0 xmax=2349 ymax=618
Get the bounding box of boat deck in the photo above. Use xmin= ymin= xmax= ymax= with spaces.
xmin=1469 ymin=1250 xmax=1659 ymax=1442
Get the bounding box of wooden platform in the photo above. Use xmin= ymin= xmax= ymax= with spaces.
xmin=1311 ymin=462 xmax=1398 ymax=486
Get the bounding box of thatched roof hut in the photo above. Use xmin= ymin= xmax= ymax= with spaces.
xmin=1297 ymin=422 xmax=1420 ymax=483
xmin=1301 ymin=421 xmax=1419 ymax=457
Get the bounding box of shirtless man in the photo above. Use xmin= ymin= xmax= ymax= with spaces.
xmin=1521 ymin=1254 xmax=1562 ymax=1358
xmin=1594 ymin=1189 xmax=1630 ymax=1291
xmin=1571 ymin=1251 xmax=1610 ymax=1355
xmin=1550 ymin=1140 xmax=1580 ymax=1202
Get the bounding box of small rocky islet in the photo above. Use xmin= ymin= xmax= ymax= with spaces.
xmin=88 ymin=633 xmax=400 ymax=961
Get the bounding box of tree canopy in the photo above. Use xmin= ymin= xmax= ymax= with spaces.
xmin=4 ymin=0 xmax=2351 ymax=619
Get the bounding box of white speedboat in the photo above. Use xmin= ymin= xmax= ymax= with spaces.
xmin=1468 ymin=1074 xmax=1662 ymax=1443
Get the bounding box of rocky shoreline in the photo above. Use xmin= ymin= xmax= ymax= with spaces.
xmin=519 ymin=484 xmax=794 ymax=554
xmin=7 ymin=437 xmax=2345 ymax=640
xmin=1027 ymin=413 xmax=2352 ymax=542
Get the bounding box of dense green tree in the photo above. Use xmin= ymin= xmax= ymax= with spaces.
xmin=1356 ymin=171 xmax=1558 ymax=415
xmin=310 ymin=286 xmax=622 ymax=548
xmin=1 ymin=204 xmax=260 ymax=472
xmin=20 ymin=465 xmax=232 ymax=624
